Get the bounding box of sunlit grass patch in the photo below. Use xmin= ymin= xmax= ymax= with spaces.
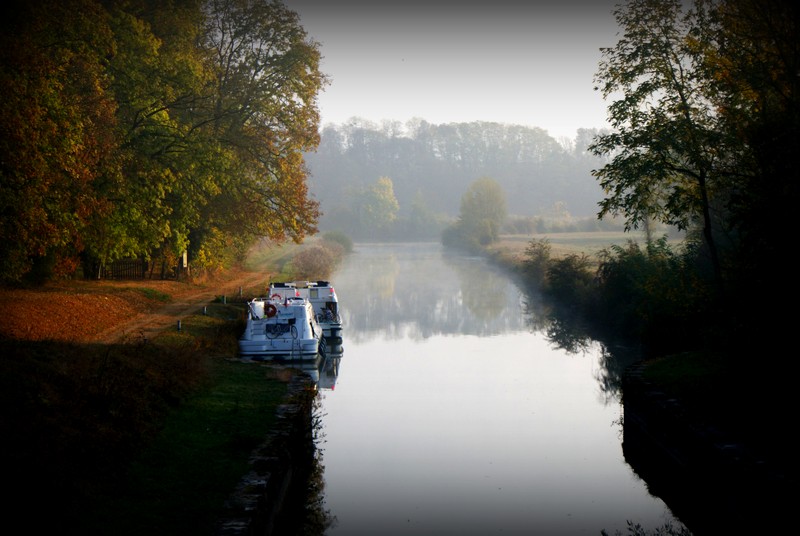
xmin=136 ymin=287 xmax=172 ymax=302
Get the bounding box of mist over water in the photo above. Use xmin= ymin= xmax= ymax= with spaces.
xmin=314 ymin=243 xmax=680 ymax=535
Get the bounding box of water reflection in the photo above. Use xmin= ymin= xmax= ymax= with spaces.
xmin=314 ymin=243 xmax=683 ymax=535
xmin=335 ymin=243 xmax=638 ymax=401
xmin=335 ymin=243 xmax=530 ymax=342
xmin=291 ymin=352 xmax=342 ymax=391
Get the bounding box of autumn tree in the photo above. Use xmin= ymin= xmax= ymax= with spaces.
xmin=0 ymin=0 xmax=119 ymax=282
xmin=459 ymin=176 xmax=507 ymax=244
xmin=77 ymin=0 xmax=209 ymax=278
xmin=0 ymin=0 xmax=326 ymax=282
xmin=697 ymin=0 xmax=798 ymax=284
xmin=197 ymin=0 xmax=325 ymax=261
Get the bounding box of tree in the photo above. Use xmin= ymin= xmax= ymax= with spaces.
xmin=459 ymin=176 xmax=507 ymax=245
xmin=199 ymin=0 xmax=325 ymax=251
xmin=83 ymin=0 xmax=204 ymax=277
xmin=443 ymin=176 xmax=507 ymax=249
xmin=590 ymin=0 xmax=799 ymax=356
xmin=407 ymin=190 xmax=442 ymax=239
xmin=590 ymin=0 xmax=727 ymax=283
xmin=354 ymin=176 xmax=400 ymax=238
xmin=0 ymin=0 xmax=326 ymax=282
xmin=0 ymin=0 xmax=119 ymax=282
xmin=698 ymin=0 xmax=798 ymax=278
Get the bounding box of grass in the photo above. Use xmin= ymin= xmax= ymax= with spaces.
xmin=640 ymin=352 xmax=729 ymax=400
xmin=82 ymin=356 xmax=289 ymax=536
xmin=492 ymin=231 xmax=648 ymax=257
xmin=0 ymin=296 xmax=299 ymax=535
xmin=136 ymin=287 xmax=173 ymax=302
xmin=489 ymin=231 xmax=687 ymax=268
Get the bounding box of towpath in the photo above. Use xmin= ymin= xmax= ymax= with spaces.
xmin=91 ymin=270 xmax=268 ymax=345
xmin=0 ymin=269 xmax=269 ymax=345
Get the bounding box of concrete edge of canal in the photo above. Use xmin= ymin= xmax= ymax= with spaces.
xmin=621 ymin=361 xmax=794 ymax=535
xmin=215 ymin=372 xmax=317 ymax=536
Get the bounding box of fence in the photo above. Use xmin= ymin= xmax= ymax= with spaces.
xmin=100 ymin=259 xmax=148 ymax=280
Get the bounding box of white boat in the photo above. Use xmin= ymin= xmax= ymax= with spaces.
xmin=268 ymin=281 xmax=343 ymax=344
xmin=239 ymin=294 xmax=325 ymax=360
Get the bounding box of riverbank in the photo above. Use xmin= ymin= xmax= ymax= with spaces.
xmin=622 ymin=361 xmax=793 ymax=534
xmin=482 ymin=238 xmax=796 ymax=534
xmin=0 ymin=272 xmax=324 ymax=534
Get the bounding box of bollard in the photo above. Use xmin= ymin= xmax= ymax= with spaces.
xmin=222 ymin=295 xmax=226 ymax=304
xmin=177 ymin=320 xmax=182 ymax=332
xmin=203 ymin=306 xmax=207 ymax=315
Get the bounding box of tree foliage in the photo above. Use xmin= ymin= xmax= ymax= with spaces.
xmin=442 ymin=176 xmax=507 ymax=250
xmin=590 ymin=0 xmax=728 ymax=281
xmin=590 ymin=0 xmax=798 ymax=294
xmin=307 ymin=119 xmax=607 ymax=227
xmin=588 ymin=0 xmax=798 ymax=353
xmin=458 ymin=176 xmax=507 ymax=244
xmin=0 ymin=0 xmax=325 ymax=283
xmin=0 ymin=0 xmax=119 ymax=280
xmin=354 ymin=176 xmax=400 ymax=236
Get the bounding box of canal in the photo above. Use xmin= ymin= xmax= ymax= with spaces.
xmin=311 ymin=242 xmax=684 ymax=535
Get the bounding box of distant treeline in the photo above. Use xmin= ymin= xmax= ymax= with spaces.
xmin=304 ymin=119 xmax=610 ymax=239
xmin=0 ymin=0 xmax=325 ymax=283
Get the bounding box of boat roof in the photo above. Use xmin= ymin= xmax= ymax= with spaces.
xmin=249 ymin=295 xmax=315 ymax=318
xmin=270 ymin=280 xmax=332 ymax=288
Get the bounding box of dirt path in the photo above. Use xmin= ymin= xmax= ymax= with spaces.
xmin=1 ymin=270 xmax=269 ymax=345
xmin=91 ymin=270 xmax=268 ymax=344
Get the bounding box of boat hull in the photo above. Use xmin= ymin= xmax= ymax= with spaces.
xmin=321 ymin=323 xmax=343 ymax=343
xmin=238 ymin=337 xmax=322 ymax=360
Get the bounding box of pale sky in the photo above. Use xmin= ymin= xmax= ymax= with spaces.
xmin=284 ymin=0 xmax=622 ymax=140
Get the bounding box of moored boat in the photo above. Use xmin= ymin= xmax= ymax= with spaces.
xmin=239 ymin=294 xmax=324 ymax=360
xmin=268 ymin=280 xmax=343 ymax=344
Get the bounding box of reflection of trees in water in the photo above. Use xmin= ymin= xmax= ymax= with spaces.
xmin=335 ymin=244 xmax=527 ymax=342
xmin=289 ymin=392 xmax=337 ymax=534
xmin=520 ymin=288 xmax=644 ymax=403
xmin=594 ymin=342 xmax=642 ymax=404
xmin=333 ymin=243 xmax=642 ymax=401
xmin=445 ymin=253 xmax=507 ymax=321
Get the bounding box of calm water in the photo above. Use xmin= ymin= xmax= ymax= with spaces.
xmin=313 ymin=242 xmax=681 ymax=535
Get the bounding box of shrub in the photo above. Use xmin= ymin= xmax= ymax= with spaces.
xmin=545 ymin=253 xmax=595 ymax=306
xmin=521 ymin=238 xmax=552 ymax=287
xmin=321 ymin=230 xmax=353 ymax=253
xmin=594 ymin=237 xmax=706 ymax=353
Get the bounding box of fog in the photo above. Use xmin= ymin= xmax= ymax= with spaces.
xmin=285 ymin=0 xmax=620 ymax=140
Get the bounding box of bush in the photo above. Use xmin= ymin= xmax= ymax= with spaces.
xmin=321 ymin=230 xmax=353 ymax=253
xmin=545 ymin=253 xmax=595 ymax=306
xmin=521 ymin=238 xmax=552 ymax=287
xmin=594 ymin=237 xmax=706 ymax=353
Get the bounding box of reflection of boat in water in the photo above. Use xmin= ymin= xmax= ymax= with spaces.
xmin=269 ymin=281 xmax=343 ymax=344
xmin=296 ymin=353 xmax=342 ymax=391
xmin=239 ymin=294 xmax=324 ymax=360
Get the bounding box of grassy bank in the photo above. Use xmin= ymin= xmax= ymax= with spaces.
xmin=1 ymin=232 xmax=349 ymax=534
xmin=0 ymin=294 xmax=299 ymax=535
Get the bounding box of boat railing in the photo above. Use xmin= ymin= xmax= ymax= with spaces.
xmin=316 ymin=311 xmax=341 ymax=324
